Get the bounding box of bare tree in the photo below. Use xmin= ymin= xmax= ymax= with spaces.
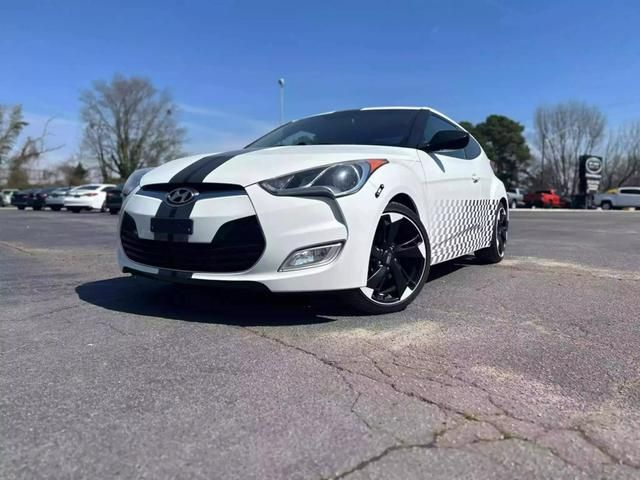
xmin=80 ymin=75 xmax=186 ymax=180
xmin=0 ymin=105 xmax=28 ymax=168
xmin=56 ymin=159 xmax=89 ymax=186
xmin=1 ymin=105 xmax=62 ymax=187
xmin=602 ymin=122 xmax=640 ymax=190
xmin=533 ymin=102 xmax=606 ymax=195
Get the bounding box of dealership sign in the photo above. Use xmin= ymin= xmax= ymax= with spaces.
xmin=579 ymin=155 xmax=603 ymax=194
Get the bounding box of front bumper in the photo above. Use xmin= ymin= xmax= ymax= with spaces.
xmin=118 ymin=183 xmax=376 ymax=292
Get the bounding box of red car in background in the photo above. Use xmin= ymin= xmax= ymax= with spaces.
xmin=523 ymin=189 xmax=562 ymax=208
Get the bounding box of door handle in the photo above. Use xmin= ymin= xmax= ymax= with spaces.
xmin=471 ymin=174 xmax=479 ymax=183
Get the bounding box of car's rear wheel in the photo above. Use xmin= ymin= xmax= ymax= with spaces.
xmin=601 ymin=201 xmax=612 ymax=210
xmin=342 ymin=202 xmax=430 ymax=314
xmin=475 ymin=203 xmax=508 ymax=264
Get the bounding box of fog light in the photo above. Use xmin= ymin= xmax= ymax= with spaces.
xmin=279 ymin=243 xmax=342 ymax=271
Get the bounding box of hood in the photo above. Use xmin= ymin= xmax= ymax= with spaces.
xmin=140 ymin=145 xmax=416 ymax=187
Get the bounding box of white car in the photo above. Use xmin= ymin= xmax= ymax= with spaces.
xmin=1 ymin=189 xmax=19 ymax=207
xmin=64 ymin=184 xmax=116 ymax=213
xmin=118 ymin=107 xmax=508 ymax=313
xmin=595 ymin=187 xmax=640 ymax=210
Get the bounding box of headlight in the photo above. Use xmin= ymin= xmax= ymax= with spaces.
xmin=122 ymin=168 xmax=153 ymax=196
xmin=259 ymin=159 xmax=387 ymax=198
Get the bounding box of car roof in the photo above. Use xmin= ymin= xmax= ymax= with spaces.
xmin=74 ymin=183 xmax=115 ymax=188
xmin=297 ymin=106 xmax=463 ymax=130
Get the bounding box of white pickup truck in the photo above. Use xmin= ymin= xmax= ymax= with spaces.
xmin=594 ymin=187 xmax=640 ymax=210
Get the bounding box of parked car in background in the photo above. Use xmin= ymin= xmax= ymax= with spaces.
xmin=1 ymin=188 xmax=19 ymax=207
xmin=594 ymin=187 xmax=640 ymax=210
xmin=11 ymin=189 xmax=41 ymax=210
xmin=523 ymin=189 xmax=562 ymax=208
xmin=105 ymin=184 xmax=124 ymax=214
xmin=32 ymin=188 xmax=59 ymax=210
xmin=45 ymin=187 xmax=72 ymax=211
xmin=64 ymin=184 xmax=116 ymax=213
xmin=506 ymin=188 xmax=525 ymax=209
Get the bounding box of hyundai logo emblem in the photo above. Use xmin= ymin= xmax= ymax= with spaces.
xmin=166 ymin=187 xmax=198 ymax=205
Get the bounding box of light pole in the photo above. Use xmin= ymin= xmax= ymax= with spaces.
xmin=540 ymin=131 xmax=546 ymax=189
xmin=278 ymin=78 xmax=285 ymax=125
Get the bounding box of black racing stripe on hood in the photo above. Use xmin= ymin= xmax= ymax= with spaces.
xmin=169 ymin=148 xmax=260 ymax=184
xmin=153 ymin=201 xmax=196 ymax=242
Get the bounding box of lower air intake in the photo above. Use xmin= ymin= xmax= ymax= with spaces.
xmin=120 ymin=213 xmax=265 ymax=273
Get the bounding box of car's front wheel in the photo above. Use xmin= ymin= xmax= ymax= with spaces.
xmin=342 ymin=202 xmax=430 ymax=314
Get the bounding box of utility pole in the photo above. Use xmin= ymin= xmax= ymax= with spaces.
xmin=278 ymin=78 xmax=285 ymax=125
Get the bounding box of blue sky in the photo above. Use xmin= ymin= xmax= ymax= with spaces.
xmin=2 ymin=0 xmax=639 ymax=166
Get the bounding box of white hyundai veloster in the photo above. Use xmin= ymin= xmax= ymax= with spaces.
xmin=118 ymin=107 xmax=508 ymax=313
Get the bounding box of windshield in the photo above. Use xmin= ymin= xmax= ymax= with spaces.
xmin=247 ymin=109 xmax=419 ymax=149
xmin=75 ymin=185 xmax=101 ymax=191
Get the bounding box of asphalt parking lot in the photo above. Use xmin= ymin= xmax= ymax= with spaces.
xmin=1 ymin=208 xmax=639 ymax=479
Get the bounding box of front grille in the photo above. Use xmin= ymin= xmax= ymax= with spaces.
xmin=120 ymin=213 xmax=265 ymax=272
xmin=140 ymin=183 xmax=243 ymax=194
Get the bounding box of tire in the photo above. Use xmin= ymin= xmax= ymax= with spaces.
xmin=510 ymin=199 xmax=517 ymax=209
xmin=100 ymin=201 xmax=106 ymax=213
xmin=341 ymin=202 xmax=431 ymax=314
xmin=475 ymin=203 xmax=508 ymax=264
xmin=17 ymin=206 xmax=25 ymax=210
xmin=33 ymin=206 xmax=42 ymax=211
xmin=51 ymin=206 xmax=61 ymax=211
xmin=109 ymin=208 xmax=119 ymax=215
xmin=69 ymin=207 xmax=81 ymax=213
xmin=601 ymin=201 xmax=612 ymax=210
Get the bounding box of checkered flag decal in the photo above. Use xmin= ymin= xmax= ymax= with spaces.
xmin=430 ymin=199 xmax=498 ymax=264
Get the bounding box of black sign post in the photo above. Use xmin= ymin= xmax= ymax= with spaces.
xmin=578 ymin=155 xmax=603 ymax=209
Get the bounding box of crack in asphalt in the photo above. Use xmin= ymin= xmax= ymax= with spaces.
xmin=330 ymin=441 xmax=436 ymax=479
xmin=96 ymin=320 xmax=135 ymax=337
xmin=241 ymin=327 xmax=638 ymax=477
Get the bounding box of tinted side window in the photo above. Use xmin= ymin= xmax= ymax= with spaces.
xmin=464 ymin=136 xmax=482 ymax=159
xmin=422 ymin=114 xmax=466 ymax=159
xmin=621 ymin=188 xmax=640 ymax=195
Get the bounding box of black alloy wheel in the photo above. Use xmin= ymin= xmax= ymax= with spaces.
xmin=343 ymin=202 xmax=430 ymax=314
xmin=476 ymin=203 xmax=508 ymax=263
xmin=496 ymin=205 xmax=508 ymax=257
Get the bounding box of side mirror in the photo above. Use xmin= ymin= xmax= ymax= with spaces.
xmin=422 ymin=130 xmax=469 ymax=152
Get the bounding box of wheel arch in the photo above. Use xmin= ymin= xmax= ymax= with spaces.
xmin=389 ymin=193 xmax=418 ymax=215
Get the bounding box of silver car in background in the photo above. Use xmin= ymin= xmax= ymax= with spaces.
xmin=507 ymin=188 xmax=525 ymax=209
xmin=595 ymin=187 xmax=640 ymax=210
xmin=45 ymin=187 xmax=72 ymax=211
